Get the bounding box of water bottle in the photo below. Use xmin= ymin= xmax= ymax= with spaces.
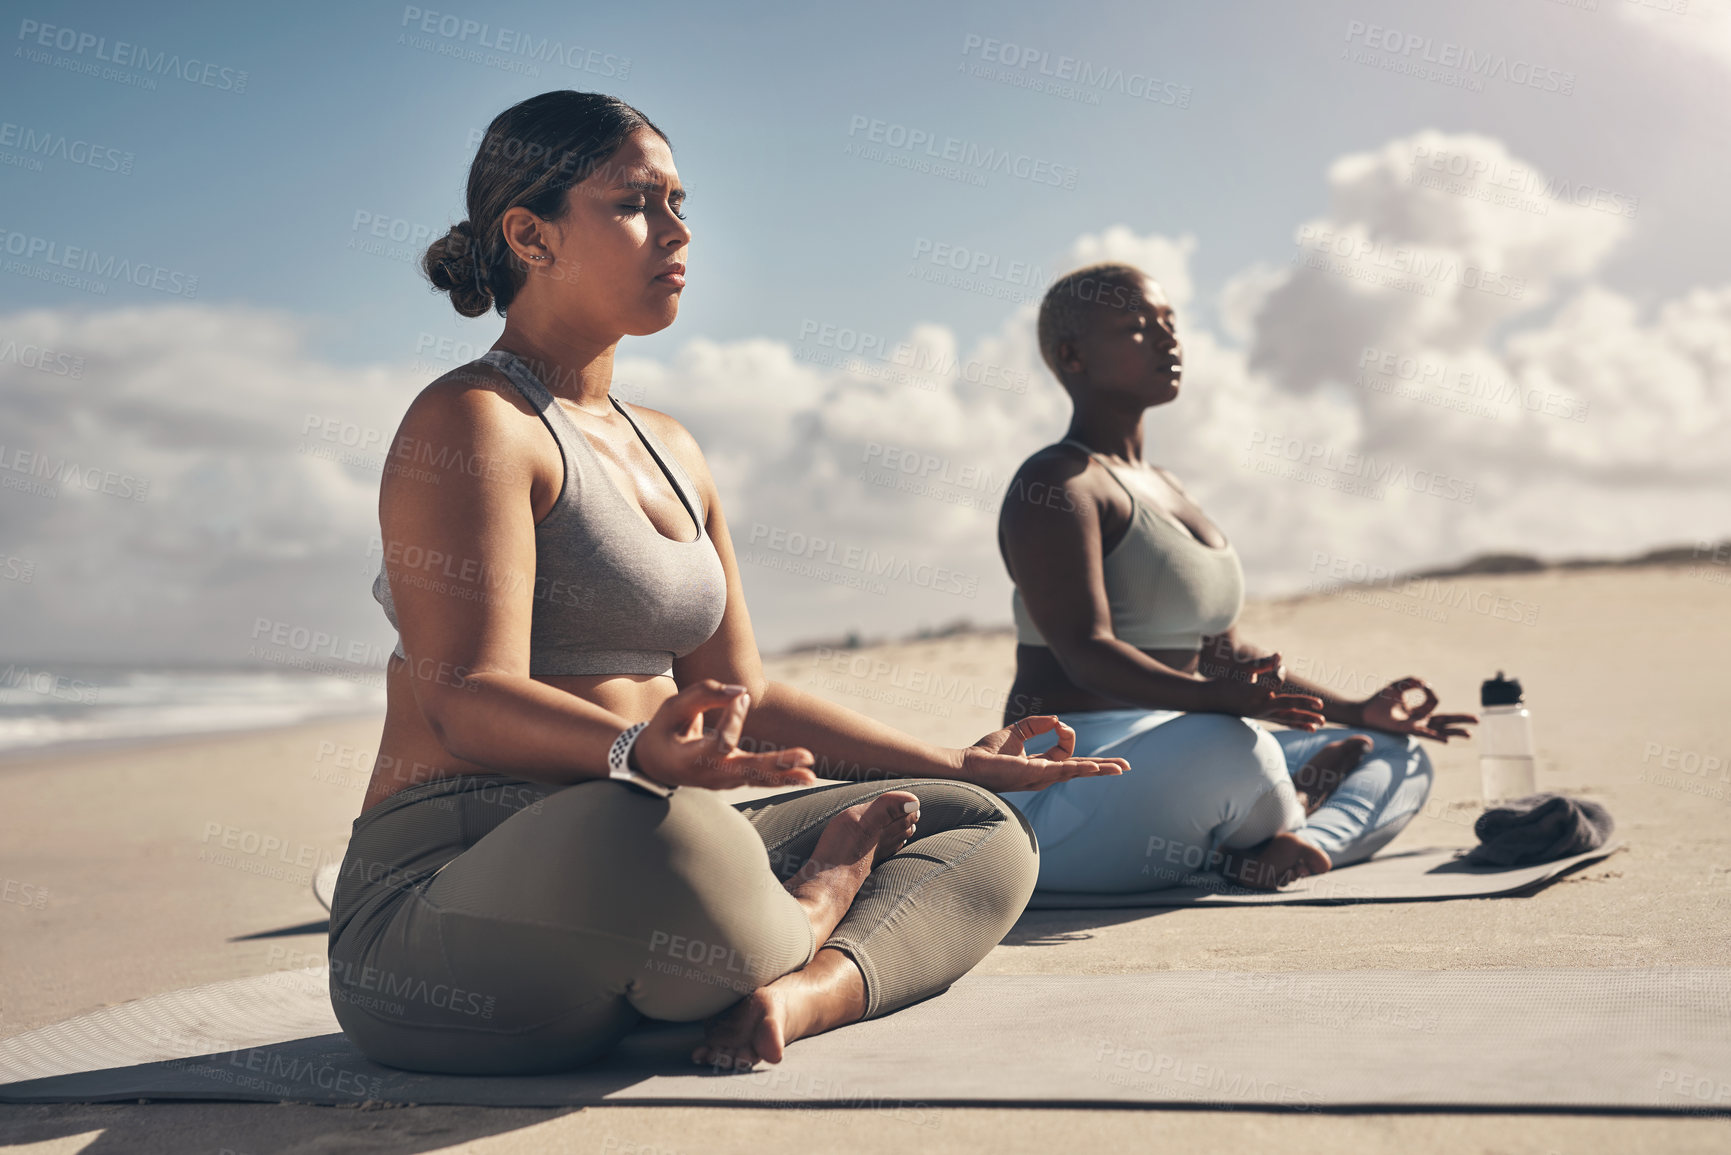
xmin=1479 ymin=671 xmax=1537 ymax=803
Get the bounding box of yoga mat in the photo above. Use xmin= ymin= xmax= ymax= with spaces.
xmin=308 ymin=846 xmax=1625 ymax=917
xmin=3 ymin=966 xmax=1726 ymax=1112
xmin=1025 ymin=843 xmax=1622 ymax=909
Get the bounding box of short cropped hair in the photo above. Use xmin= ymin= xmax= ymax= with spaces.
xmin=1036 ymin=263 xmax=1153 ymax=384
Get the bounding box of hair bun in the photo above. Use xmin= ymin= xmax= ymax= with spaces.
xmin=424 ymin=220 xmax=494 ymax=318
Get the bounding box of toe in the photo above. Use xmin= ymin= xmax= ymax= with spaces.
xmin=876 ymin=790 xmax=920 ymax=823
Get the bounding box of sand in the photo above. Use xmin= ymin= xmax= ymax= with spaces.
xmin=3 ymin=563 xmax=1729 ymax=1152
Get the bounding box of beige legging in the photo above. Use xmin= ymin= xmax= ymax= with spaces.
xmin=326 ymin=773 xmax=1038 ymax=1075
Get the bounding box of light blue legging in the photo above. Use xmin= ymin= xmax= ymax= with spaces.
xmin=999 ymin=710 xmax=1434 ymax=893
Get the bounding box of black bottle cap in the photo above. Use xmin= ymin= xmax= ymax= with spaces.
xmin=1480 ymin=670 xmax=1524 ymax=707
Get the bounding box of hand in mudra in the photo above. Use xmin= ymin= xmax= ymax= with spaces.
xmin=1358 ymin=677 xmax=1477 ymax=742
xmin=633 ymin=679 xmax=819 ymax=790
xmin=956 ymin=715 xmax=1129 ymax=793
xmin=1200 ymin=650 xmax=1325 ymax=730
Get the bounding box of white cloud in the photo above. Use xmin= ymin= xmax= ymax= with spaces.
xmin=1242 ymin=130 xmax=1630 ymax=397
xmin=4 ymin=130 xmax=1728 ymax=661
xmin=1062 ymin=226 xmax=1199 ymax=312
xmin=1615 ymin=0 xmax=1731 ymax=73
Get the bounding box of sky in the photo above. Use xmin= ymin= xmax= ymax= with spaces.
xmin=3 ymin=0 xmax=1730 ymax=663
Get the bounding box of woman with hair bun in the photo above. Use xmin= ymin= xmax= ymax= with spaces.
xmin=329 ymin=90 xmax=1127 ymax=1077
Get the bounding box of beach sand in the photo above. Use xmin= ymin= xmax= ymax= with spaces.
xmin=3 ymin=564 xmax=1729 ymax=1152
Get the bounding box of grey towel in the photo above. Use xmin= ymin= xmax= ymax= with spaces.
xmin=1466 ymin=793 xmax=1615 ymax=866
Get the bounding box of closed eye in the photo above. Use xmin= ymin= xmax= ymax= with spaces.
xmin=619 ymin=198 xmax=687 ymax=221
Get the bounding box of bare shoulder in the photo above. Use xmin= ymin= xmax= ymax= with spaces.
xmin=1017 ymin=441 xmax=1094 ymax=482
xmin=1008 ymin=442 xmax=1103 ymax=504
xmin=408 ymin=361 xmax=532 ymax=427
xmin=388 ymin=361 xmax=544 ymax=486
xmin=998 ymin=442 xmax=1105 ymax=537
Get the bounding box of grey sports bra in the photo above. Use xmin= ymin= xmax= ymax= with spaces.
xmin=373 ymin=349 xmax=728 ymax=678
xmin=1010 ymin=439 xmax=1244 ymax=652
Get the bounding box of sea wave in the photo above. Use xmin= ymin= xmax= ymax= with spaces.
xmin=0 ymin=664 xmax=385 ymax=755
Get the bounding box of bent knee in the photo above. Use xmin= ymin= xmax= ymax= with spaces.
xmin=890 ymin=778 xmax=1039 ymax=912
xmin=1155 ymin=713 xmax=1289 ymax=785
xmin=904 ymin=777 xmax=1039 ymax=856
xmin=522 ymin=781 xmax=781 ymax=907
xmin=1359 ymin=730 xmax=1435 ymax=783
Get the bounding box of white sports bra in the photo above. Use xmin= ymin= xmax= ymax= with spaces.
xmin=1010 ymin=440 xmax=1244 ymax=652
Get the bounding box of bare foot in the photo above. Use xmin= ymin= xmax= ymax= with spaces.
xmin=1218 ymin=831 xmax=1332 ymax=891
xmin=783 ymin=790 xmax=919 ymax=948
xmin=692 ymin=948 xmax=866 ymax=1070
xmin=1292 ymin=735 xmax=1373 ymax=816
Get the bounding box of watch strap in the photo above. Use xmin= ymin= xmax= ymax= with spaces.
xmin=607 ymin=722 xmax=673 ymax=797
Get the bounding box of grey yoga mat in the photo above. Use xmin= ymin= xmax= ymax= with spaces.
xmin=3 ymin=966 xmax=1727 ymax=1112
xmin=1024 ymin=843 xmax=1622 ymax=909
xmin=306 ymin=846 xmax=1625 ymax=918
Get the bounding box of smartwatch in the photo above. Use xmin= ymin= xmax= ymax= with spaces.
xmin=607 ymin=722 xmax=674 ymax=798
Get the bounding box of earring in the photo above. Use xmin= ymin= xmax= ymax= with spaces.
xmin=528 ymin=254 xmax=549 ymax=261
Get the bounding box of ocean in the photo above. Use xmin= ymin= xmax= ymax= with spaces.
xmin=0 ymin=662 xmax=385 ymax=757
